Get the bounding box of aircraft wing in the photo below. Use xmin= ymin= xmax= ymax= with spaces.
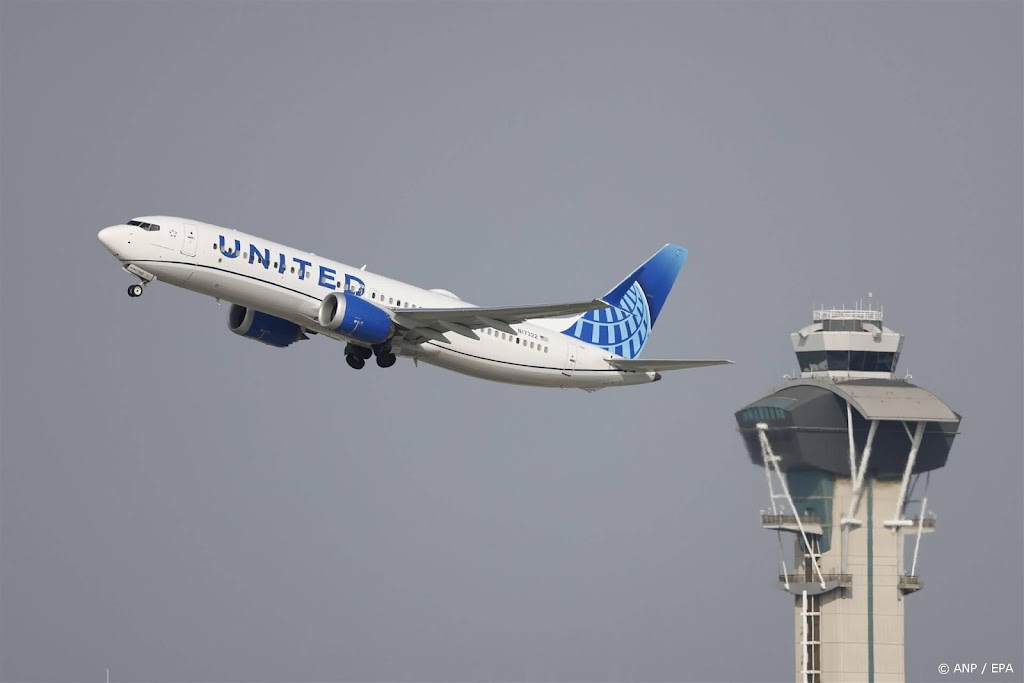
xmin=607 ymin=358 xmax=735 ymax=372
xmin=393 ymin=299 xmax=608 ymax=344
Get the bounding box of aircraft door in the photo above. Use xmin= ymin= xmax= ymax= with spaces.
xmin=181 ymin=222 xmax=198 ymax=256
xmin=562 ymin=343 xmax=580 ymax=377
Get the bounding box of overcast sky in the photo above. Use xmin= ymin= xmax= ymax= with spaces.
xmin=1 ymin=2 xmax=1021 ymax=682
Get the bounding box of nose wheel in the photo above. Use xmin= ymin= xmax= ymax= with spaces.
xmin=127 ymin=283 xmax=145 ymax=298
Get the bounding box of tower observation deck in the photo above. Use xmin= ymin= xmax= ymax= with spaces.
xmin=735 ymin=301 xmax=960 ymax=683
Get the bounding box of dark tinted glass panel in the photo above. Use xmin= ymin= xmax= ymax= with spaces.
xmin=849 ymin=350 xmax=868 ymax=371
xmin=872 ymin=352 xmax=895 ymax=372
xmin=823 ymin=319 xmax=862 ymax=332
xmin=826 ymin=351 xmax=849 ymax=370
xmin=797 ymin=351 xmax=828 ymax=372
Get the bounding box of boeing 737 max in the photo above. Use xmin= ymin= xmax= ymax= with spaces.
xmin=98 ymin=216 xmax=732 ymax=390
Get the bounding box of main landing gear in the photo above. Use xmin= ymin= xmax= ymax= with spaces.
xmin=344 ymin=342 xmax=397 ymax=370
xmin=344 ymin=343 xmax=374 ymax=370
xmin=374 ymin=341 xmax=398 ymax=368
xmin=127 ymin=283 xmax=145 ymax=298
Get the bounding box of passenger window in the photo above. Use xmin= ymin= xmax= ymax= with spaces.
xmin=544 ymin=346 xmax=549 ymax=353
xmin=371 ymin=293 xmax=376 ymax=299
xmin=397 ymin=300 xmax=401 ymax=306
xmin=291 ymin=267 xmax=295 ymax=273
xmin=501 ymin=333 xmax=506 ymax=340
xmin=530 ymin=342 xmax=535 ymax=349
xmin=389 ymin=297 xmax=393 ymax=304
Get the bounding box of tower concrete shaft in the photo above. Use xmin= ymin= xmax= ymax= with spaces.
xmin=786 ymin=478 xmax=911 ymax=683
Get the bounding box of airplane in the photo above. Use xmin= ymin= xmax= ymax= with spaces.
xmin=97 ymin=216 xmax=732 ymax=390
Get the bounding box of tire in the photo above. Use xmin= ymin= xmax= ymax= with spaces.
xmin=376 ymin=353 xmax=397 ymax=368
xmin=356 ymin=345 xmax=373 ymax=360
xmin=346 ymin=354 xmax=365 ymax=370
xmin=128 ymin=284 xmax=144 ymax=297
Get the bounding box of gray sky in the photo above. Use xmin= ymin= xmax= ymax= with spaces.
xmin=1 ymin=2 xmax=1021 ymax=682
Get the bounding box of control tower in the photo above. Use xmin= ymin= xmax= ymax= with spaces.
xmin=735 ymin=301 xmax=960 ymax=683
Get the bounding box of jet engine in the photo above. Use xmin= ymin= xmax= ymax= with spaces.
xmin=318 ymin=292 xmax=394 ymax=345
xmin=228 ymin=304 xmax=305 ymax=348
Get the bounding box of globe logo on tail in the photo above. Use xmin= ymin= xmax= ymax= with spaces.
xmin=563 ymin=281 xmax=652 ymax=359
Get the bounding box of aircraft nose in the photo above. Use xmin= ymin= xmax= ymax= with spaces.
xmin=98 ymin=225 xmax=127 ymax=256
xmin=98 ymin=226 xmax=115 ymax=249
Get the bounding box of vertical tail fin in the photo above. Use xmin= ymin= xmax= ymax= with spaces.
xmin=560 ymin=244 xmax=688 ymax=359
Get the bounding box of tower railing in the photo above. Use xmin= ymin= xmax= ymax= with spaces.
xmin=812 ymin=307 xmax=883 ymax=322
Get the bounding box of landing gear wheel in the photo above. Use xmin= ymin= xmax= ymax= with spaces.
xmin=376 ymin=353 xmax=397 ymax=368
xmin=345 ymin=344 xmax=374 ymax=360
xmin=127 ymin=284 xmax=144 ymax=298
xmin=346 ymin=354 xmax=365 ymax=370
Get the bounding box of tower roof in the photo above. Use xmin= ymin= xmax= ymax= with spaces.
xmin=736 ymin=378 xmax=961 ymax=476
xmin=781 ymin=378 xmax=959 ymax=423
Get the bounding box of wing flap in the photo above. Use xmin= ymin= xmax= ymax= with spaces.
xmin=608 ymin=358 xmax=735 ymax=372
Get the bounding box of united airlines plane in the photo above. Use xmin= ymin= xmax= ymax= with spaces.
xmin=98 ymin=216 xmax=731 ymax=390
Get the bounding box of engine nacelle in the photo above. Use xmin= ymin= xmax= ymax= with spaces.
xmin=228 ymin=304 xmax=304 ymax=348
xmin=318 ymin=291 xmax=394 ymax=345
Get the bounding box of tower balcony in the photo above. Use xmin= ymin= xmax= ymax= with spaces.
xmin=898 ymin=575 xmax=924 ymax=594
xmin=760 ymin=512 xmax=823 ymax=535
xmin=778 ymin=573 xmax=853 ymax=595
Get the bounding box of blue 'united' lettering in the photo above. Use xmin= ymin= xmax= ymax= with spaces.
xmin=219 ymin=235 xmax=240 ymax=258
xmin=345 ymin=274 xmax=366 ymax=295
xmin=319 ymin=265 xmax=337 ymax=290
xmin=216 ymin=235 xmax=367 ymax=296
xmin=249 ymin=244 xmax=270 ymax=269
xmin=292 ymin=257 xmax=311 ymax=279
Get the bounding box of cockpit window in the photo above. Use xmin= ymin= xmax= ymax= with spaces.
xmin=127 ymin=220 xmax=160 ymax=231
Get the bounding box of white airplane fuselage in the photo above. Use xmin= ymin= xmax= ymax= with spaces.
xmin=98 ymin=216 xmax=661 ymax=390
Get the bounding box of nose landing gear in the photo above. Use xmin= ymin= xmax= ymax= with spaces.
xmin=122 ymin=265 xmax=156 ymax=298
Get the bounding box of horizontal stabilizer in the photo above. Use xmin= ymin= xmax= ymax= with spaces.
xmin=608 ymin=358 xmax=734 ymax=372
